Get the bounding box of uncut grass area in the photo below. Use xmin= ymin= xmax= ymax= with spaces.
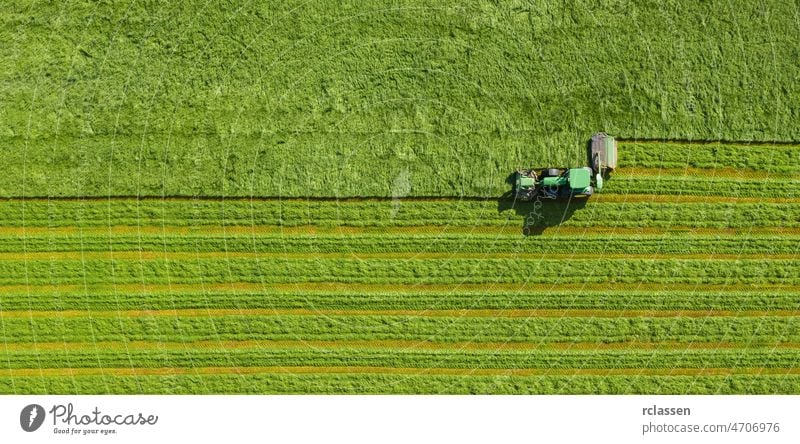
xmin=2 ymin=1 xmax=799 ymax=197
xmin=0 ymin=1 xmax=799 ymax=394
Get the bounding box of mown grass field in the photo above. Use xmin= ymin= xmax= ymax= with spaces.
xmin=1 ymin=1 xmax=799 ymax=394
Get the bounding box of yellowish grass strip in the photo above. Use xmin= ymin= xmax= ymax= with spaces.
xmin=1 ymin=308 xmax=797 ymax=319
xmin=5 ymin=340 xmax=800 ymax=352
xmin=615 ymin=167 xmax=800 ymax=180
xmin=592 ymin=194 xmax=800 ymax=204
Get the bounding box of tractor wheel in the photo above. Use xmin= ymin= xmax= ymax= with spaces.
xmin=546 ymin=168 xmax=560 ymax=177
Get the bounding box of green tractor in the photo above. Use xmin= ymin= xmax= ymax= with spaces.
xmin=515 ymin=133 xmax=617 ymax=200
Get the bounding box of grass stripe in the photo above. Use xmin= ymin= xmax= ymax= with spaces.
xmin=1 ymin=288 xmax=799 ymax=312
xmin=1 ymin=308 xmax=798 ymax=318
xmin=591 ymin=194 xmax=800 ymax=204
xmin=0 ymin=315 xmax=796 ymax=344
xmin=615 ymin=167 xmax=800 ymax=180
xmin=5 ymin=348 xmax=800 ymax=370
xmin=2 ymin=226 xmax=800 ymax=237
xmin=1 ymin=282 xmax=796 ymax=296
xmin=0 ymin=257 xmax=796 ymax=285
xmin=3 ymin=367 xmax=799 ymax=377
xmin=602 ymin=176 xmax=800 ymax=198
xmin=0 ymin=227 xmax=798 ymax=257
xmin=617 ymin=142 xmax=800 ymax=173
xmin=6 ymin=340 xmax=800 ymax=352
xmin=0 ymin=251 xmax=795 ymax=261
xmin=5 ymin=374 xmax=799 ymax=394
xmin=3 ymin=194 xmax=800 ymax=203
xmin=0 ymin=199 xmax=798 ymax=231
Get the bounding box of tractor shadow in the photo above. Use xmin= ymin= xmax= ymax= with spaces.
xmin=497 ymin=172 xmax=589 ymax=236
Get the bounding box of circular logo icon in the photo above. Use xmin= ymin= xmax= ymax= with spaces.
xmin=20 ymin=404 xmax=45 ymax=432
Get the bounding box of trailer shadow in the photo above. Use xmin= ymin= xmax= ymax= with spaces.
xmin=497 ymin=192 xmax=588 ymax=236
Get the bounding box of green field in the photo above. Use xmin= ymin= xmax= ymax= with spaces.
xmin=1 ymin=1 xmax=799 ymax=394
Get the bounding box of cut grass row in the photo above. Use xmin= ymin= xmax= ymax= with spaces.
xmin=0 ymin=315 xmax=796 ymax=344
xmin=0 ymin=251 xmax=795 ymax=261
xmin=3 ymin=233 xmax=798 ymax=255
xmin=619 ymin=142 xmax=800 ymax=173
xmin=2 ymin=288 xmax=798 ymax=311
xmin=1 ymin=199 xmax=797 ymax=229
xmin=2 ymin=348 xmax=800 ymax=369
xmin=7 ymin=367 xmax=800 ymax=377
xmin=0 ymin=257 xmax=797 ymax=285
xmin=4 ymin=282 xmax=793 ymax=294
xmin=615 ymin=167 xmax=800 ymax=180
xmin=601 ymin=175 xmax=800 ymax=198
xmin=2 ymin=374 xmax=799 ymax=394
xmin=4 ymin=225 xmax=800 ymax=237
xmin=15 ymin=366 xmax=800 ymax=377
xmin=4 ymin=308 xmax=798 ymax=319
xmin=9 ymin=340 xmax=800 ymax=352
